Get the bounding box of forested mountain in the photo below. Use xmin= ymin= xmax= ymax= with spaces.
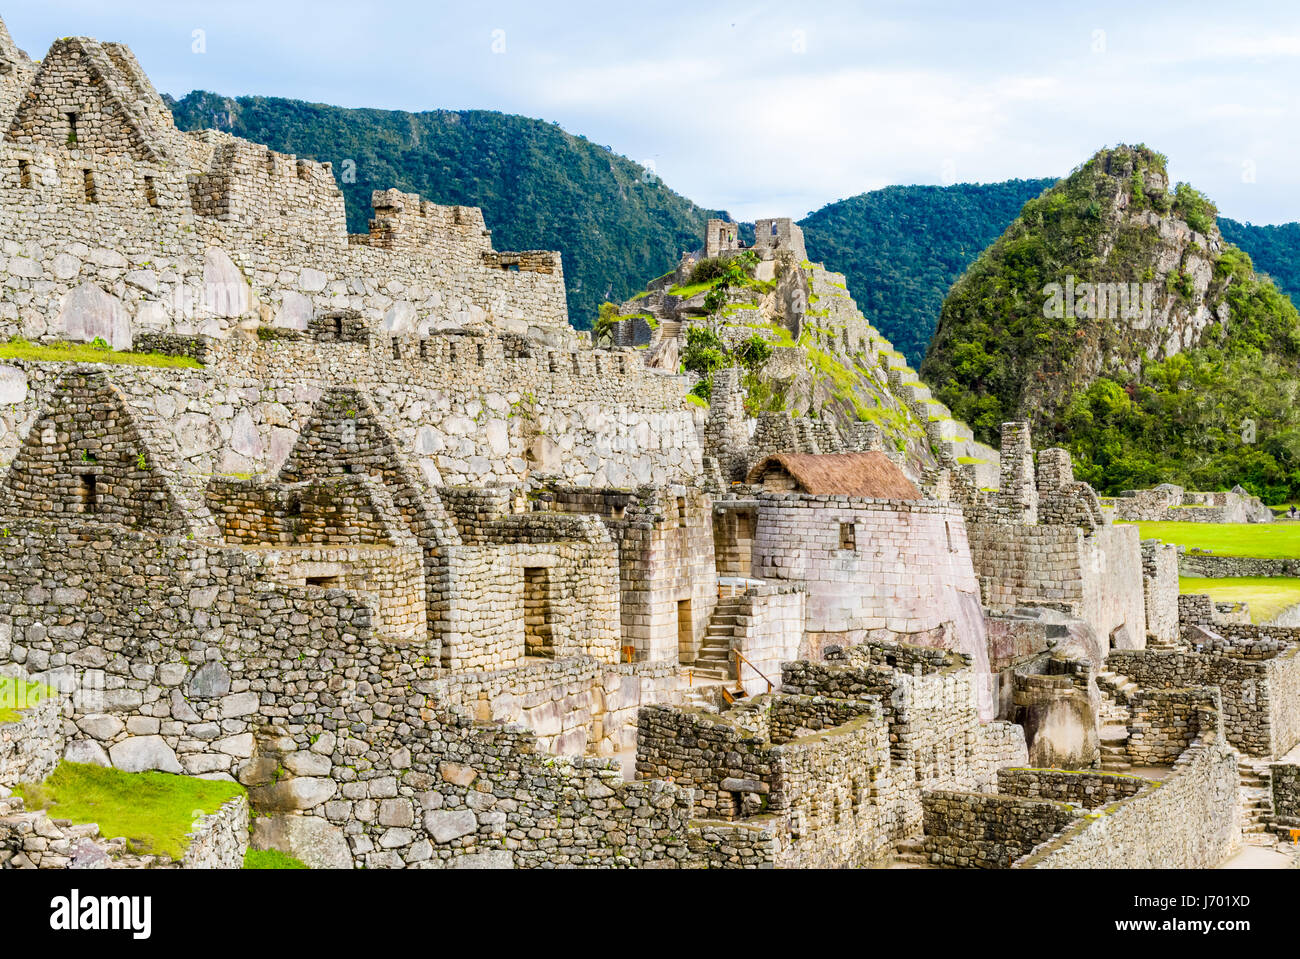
xmin=799 ymin=179 xmax=1057 ymax=364
xmin=167 ymin=91 xmax=727 ymax=330
xmin=921 ymin=145 xmax=1300 ymax=502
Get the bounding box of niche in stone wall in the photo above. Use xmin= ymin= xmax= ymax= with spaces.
xmin=523 ymin=564 xmax=554 ymax=659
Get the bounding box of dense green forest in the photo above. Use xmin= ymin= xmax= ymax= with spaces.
xmin=921 ymin=145 xmax=1300 ymax=503
xmin=167 ymin=91 xmax=725 ymax=330
xmin=1219 ymin=218 xmax=1300 ymax=305
xmin=799 ymin=179 xmax=1057 ymax=364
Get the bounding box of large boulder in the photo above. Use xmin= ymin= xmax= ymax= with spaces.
xmin=58 ymin=283 xmax=132 ymax=350
xmin=108 ymin=735 xmax=183 ymax=774
xmin=202 ymin=247 xmax=251 ymax=318
xmin=251 ymin=814 xmax=352 ymax=869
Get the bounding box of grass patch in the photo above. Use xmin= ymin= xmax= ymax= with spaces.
xmin=244 ymin=848 xmax=308 ymax=870
xmin=0 ymin=337 xmax=202 ymax=369
xmin=0 ymin=676 xmax=54 ymax=724
xmin=685 ymin=393 xmax=708 ymax=409
xmin=1179 ymin=577 xmax=1300 ymax=624
xmin=667 ymin=280 xmax=718 ymax=298
xmin=1122 ymin=521 xmax=1300 ymax=559
xmin=14 ymin=761 xmax=245 ymax=861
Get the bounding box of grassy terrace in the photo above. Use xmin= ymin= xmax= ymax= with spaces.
xmin=1120 ymin=520 xmax=1300 ymax=560
xmin=0 ymin=676 xmax=53 ymax=724
xmin=245 ymin=848 xmax=309 ymax=869
xmin=0 ymin=337 xmax=201 ymax=369
xmin=15 ymin=762 xmax=244 ymax=861
xmin=1179 ymin=577 xmax=1300 ymax=624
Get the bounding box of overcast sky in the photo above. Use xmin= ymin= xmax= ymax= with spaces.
xmin=7 ymin=2 xmax=1299 ymax=224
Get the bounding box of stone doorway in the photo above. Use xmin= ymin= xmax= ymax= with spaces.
xmin=524 ymin=566 xmax=554 ymax=658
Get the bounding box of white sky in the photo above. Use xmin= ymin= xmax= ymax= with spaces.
xmin=7 ymin=1 xmax=1299 ymax=224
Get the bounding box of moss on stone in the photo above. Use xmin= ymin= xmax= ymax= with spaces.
xmin=14 ymin=761 xmax=245 ymax=861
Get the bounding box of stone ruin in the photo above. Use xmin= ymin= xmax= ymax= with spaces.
xmin=0 ymin=17 xmax=1297 ymax=870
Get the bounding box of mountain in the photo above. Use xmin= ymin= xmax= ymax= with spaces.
xmin=1219 ymin=218 xmax=1300 ymax=305
xmin=920 ymin=144 xmax=1300 ymax=502
xmin=166 ymin=91 xmax=727 ymax=330
xmin=799 ymin=179 xmax=1057 ymax=365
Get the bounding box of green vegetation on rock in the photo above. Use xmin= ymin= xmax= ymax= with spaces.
xmin=0 ymin=338 xmax=202 ymax=369
xmin=800 ymin=179 xmax=1056 ymax=365
xmin=15 ymin=761 xmax=245 ymax=861
xmin=244 ymin=848 xmax=309 ymax=869
xmin=922 ymin=144 xmax=1300 ymax=502
xmin=0 ymin=676 xmax=53 ymax=724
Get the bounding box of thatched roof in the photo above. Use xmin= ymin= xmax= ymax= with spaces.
xmin=747 ymin=452 xmax=921 ymax=499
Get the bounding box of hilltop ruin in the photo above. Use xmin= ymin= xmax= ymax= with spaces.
xmin=0 ymin=19 xmax=1297 ymax=871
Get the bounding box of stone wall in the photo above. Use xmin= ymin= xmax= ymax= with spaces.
xmin=0 ymin=792 xmax=248 ymax=869
xmin=1108 ymin=643 xmax=1300 ymax=759
xmin=1272 ymin=764 xmax=1300 ymax=824
xmin=635 ymin=694 xmax=901 ymax=868
xmin=0 ymin=36 xmax=575 ymax=350
xmin=1179 ymin=554 xmax=1300 ymax=578
xmin=752 ymin=493 xmax=989 ymax=678
xmin=731 ymin=587 xmax=807 ymax=697
xmin=1141 ymin=539 xmax=1179 ymax=646
xmin=922 ymin=789 xmax=1079 ymax=868
xmin=1126 ymin=688 xmax=1220 ymax=766
xmin=0 ymin=330 xmax=704 ymax=489
xmin=0 ymin=693 xmax=62 ymax=789
xmin=428 ymin=657 xmax=681 ymax=756
xmin=995 ymin=767 xmax=1146 ymax=806
xmin=541 ymin=485 xmax=717 ymax=663
xmin=1015 ymin=725 xmax=1240 ymax=869
xmin=968 ymin=521 xmax=1145 ymax=652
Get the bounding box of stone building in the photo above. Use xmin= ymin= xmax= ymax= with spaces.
xmin=0 ymin=17 xmax=1290 ymax=871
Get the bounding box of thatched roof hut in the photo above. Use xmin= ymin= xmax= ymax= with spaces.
xmin=746 ymin=452 xmax=920 ymax=500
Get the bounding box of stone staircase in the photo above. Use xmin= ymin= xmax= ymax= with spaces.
xmin=692 ymin=598 xmax=743 ymax=681
xmin=1095 ymin=670 xmax=1138 ymax=726
xmin=1099 ymin=725 xmax=1132 ymax=772
xmin=891 ymin=837 xmax=932 ymax=869
xmin=1239 ymin=759 xmax=1275 ymax=843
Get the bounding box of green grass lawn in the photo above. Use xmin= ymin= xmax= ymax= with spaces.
xmin=1179 ymin=577 xmax=1300 ymax=624
xmin=0 ymin=676 xmax=54 ymax=724
xmin=1120 ymin=521 xmax=1300 ymax=559
xmin=244 ymin=848 xmax=309 ymax=869
xmin=15 ymin=762 xmax=245 ymax=861
xmin=0 ymin=337 xmax=202 ymax=369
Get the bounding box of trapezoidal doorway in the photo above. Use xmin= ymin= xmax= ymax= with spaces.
xmin=524 ymin=565 xmax=555 ymax=658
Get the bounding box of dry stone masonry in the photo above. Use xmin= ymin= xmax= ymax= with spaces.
xmin=0 ymin=16 xmax=1294 ymax=871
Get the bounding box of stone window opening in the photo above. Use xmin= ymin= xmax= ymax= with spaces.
xmin=286 ymin=494 xmax=302 ymax=518
xmin=306 ymin=575 xmax=340 ymax=589
xmin=17 ymin=158 xmax=31 ymax=189
xmin=418 ymin=339 xmax=428 ymax=360
xmin=770 ymin=222 xmax=778 ymax=236
xmin=81 ymin=169 xmax=98 ymax=204
xmin=391 ymin=339 xmax=401 ymax=361
xmin=143 ymin=175 xmax=159 ymax=208
xmin=523 ymin=565 xmax=554 ymax=659
xmin=65 ymin=112 xmax=78 ymax=146
xmin=677 ymin=496 xmax=688 ymax=526
xmin=79 ymin=473 xmax=98 ymax=513
xmin=333 ymin=315 xmax=344 ymax=338
xmin=945 ymin=519 xmax=956 ymax=552
xmin=476 ymin=342 xmax=485 ymax=364
xmin=839 ymin=522 xmax=856 ymax=551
